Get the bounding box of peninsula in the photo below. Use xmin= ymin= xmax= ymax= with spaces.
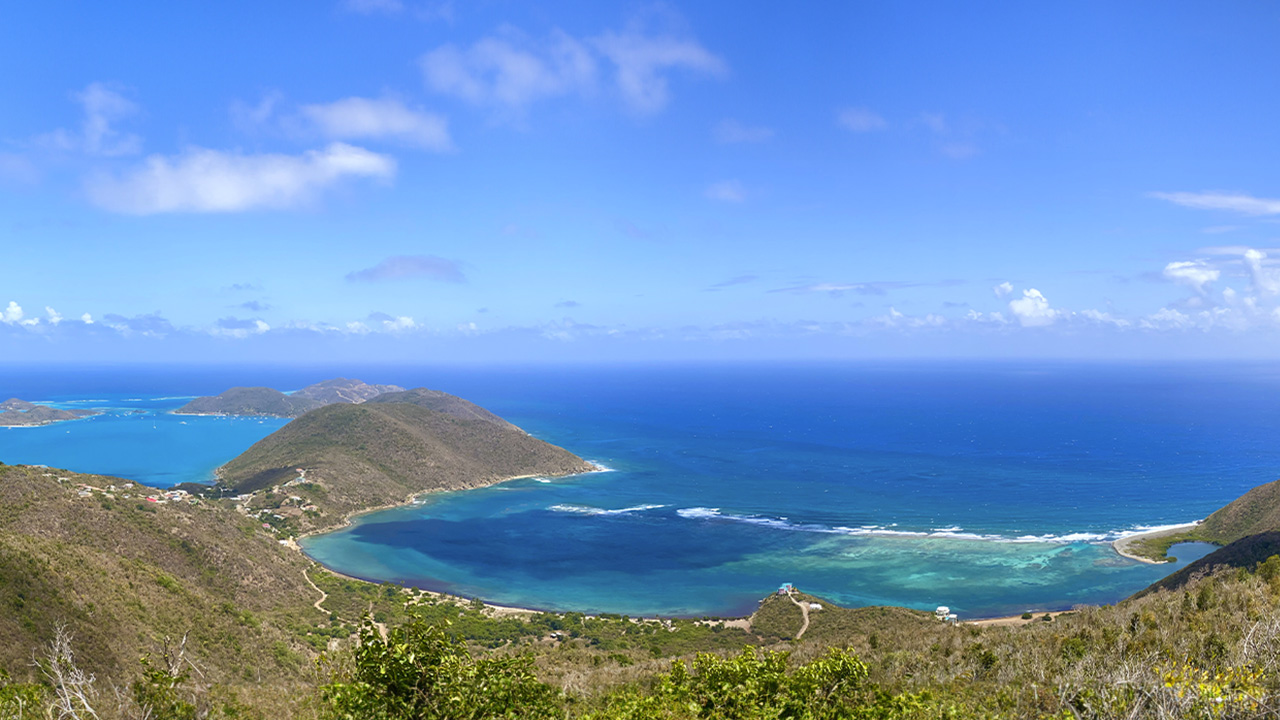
xmin=174 ymin=377 xmax=405 ymax=418
xmin=0 ymin=398 xmax=98 ymax=427
xmin=213 ymin=390 xmax=596 ymax=534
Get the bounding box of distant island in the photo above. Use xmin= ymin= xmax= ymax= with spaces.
xmin=174 ymin=377 xmax=405 ymax=417
xmin=211 ymin=386 xmax=596 ymax=534
xmin=0 ymin=398 xmax=98 ymax=427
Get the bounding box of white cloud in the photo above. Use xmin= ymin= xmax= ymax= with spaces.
xmin=993 ymin=281 xmax=1013 ymax=297
xmin=45 ymin=307 xmax=62 ymax=325
xmin=1151 ymin=191 xmax=1280 ymax=216
xmin=1008 ymin=288 xmax=1059 ymax=327
xmin=591 ymin=26 xmax=726 ymax=114
xmin=1162 ymin=260 xmax=1219 ymax=295
xmin=38 ymin=83 xmax=142 ymax=157
xmin=705 ymin=180 xmax=745 ymax=203
xmin=230 ymin=92 xmax=283 ymax=132
xmin=420 ymin=29 xmax=597 ymax=111
xmin=2 ymin=302 xmax=23 ymax=324
xmin=713 ymin=119 xmax=773 ymax=144
xmin=1079 ymin=309 xmax=1129 ymax=328
xmin=871 ymin=307 xmax=945 ymax=329
xmin=837 ymin=108 xmax=887 ymax=133
xmin=382 ymin=316 xmax=417 ymax=332
xmin=86 ymin=142 xmax=395 ymax=214
xmin=1243 ymin=249 xmax=1280 ymax=295
xmin=299 ymin=97 xmax=452 ymax=151
xmin=81 ymin=313 xmax=93 ymax=324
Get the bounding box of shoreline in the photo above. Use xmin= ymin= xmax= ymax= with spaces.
xmin=289 ymin=462 xmax=609 ymax=618
xmin=1111 ymin=522 xmax=1202 ymax=564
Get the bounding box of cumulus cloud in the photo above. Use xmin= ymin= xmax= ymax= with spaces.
xmin=45 ymin=307 xmax=62 ymax=325
xmin=1162 ymin=260 xmax=1219 ymax=295
xmin=993 ymin=281 xmax=1013 ymax=298
xmin=837 ymin=107 xmax=887 ymax=133
xmin=705 ymin=179 xmax=745 ymax=203
xmin=1243 ymin=249 xmax=1280 ymax=295
xmin=713 ymin=119 xmax=773 ymax=144
xmin=1150 ymin=191 xmax=1280 ymax=216
xmin=86 ymin=143 xmax=395 ymax=214
xmin=81 ymin=313 xmax=93 ymax=324
xmin=299 ymin=97 xmax=452 ymax=151
xmin=420 ymin=29 xmax=597 ymax=110
xmin=1008 ymin=288 xmax=1059 ymax=327
xmin=2 ymin=302 xmax=26 ymax=325
xmin=346 ymin=254 xmax=466 ymax=283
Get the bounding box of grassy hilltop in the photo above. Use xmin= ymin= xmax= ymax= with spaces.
xmin=216 ymin=400 xmax=596 ymax=534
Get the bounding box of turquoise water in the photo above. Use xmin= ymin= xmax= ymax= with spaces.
xmin=2 ymin=362 xmax=1270 ymax=617
xmin=0 ymin=394 xmax=288 ymax=486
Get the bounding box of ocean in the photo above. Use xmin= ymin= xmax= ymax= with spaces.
xmin=3 ymin=361 xmax=1275 ymax=618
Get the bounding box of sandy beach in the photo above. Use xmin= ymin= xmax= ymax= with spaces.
xmin=1111 ymin=522 xmax=1201 ymax=564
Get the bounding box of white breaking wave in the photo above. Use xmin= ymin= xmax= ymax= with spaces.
xmin=549 ymin=503 xmax=665 ymax=516
xmin=674 ymin=507 xmax=1191 ymax=545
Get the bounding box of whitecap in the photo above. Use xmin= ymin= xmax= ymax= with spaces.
xmin=549 ymin=503 xmax=666 ymax=516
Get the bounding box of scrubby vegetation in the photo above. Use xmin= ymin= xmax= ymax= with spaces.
xmin=10 ymin=460 xmax=1280 ymax=718
xmin=217 ymin=402 xmax=596 ymax=533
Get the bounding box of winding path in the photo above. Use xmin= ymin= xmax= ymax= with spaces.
xmin=787 ymin=592 xmax=811 ymax=640
xmin=303 ymin=566 xmax=329 ymax=615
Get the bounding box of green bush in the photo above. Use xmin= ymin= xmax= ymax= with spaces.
xmin=320 ymin=617 xmax=561 ymax=719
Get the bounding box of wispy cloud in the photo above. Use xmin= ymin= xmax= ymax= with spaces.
xmin=555 ymin=300 xmax=581 ymax=308
xmin=420 ymin=28 xmax=597 ymax=112
xmin=299 ymin=97 xmax=452 ymax=151
xmin=1150 ymin=191 xmax=1280 ymax=216
xmin=592 ymin=22 xmax=726 ymax=114
xmin=36 ymin=82 xmax=142 ymax=157
xmin=86 ymin=143 xmax=395 ymax=214
xmin=706 ymin=275 xmax=758 ymax=291
xmin=1162 ymin=260 xmax=1219 ymax=295
xmin=346 ymin=254 xmax=466 ymax=283
xmin=837 ymin=107 xmax=887 ymax=133
xmin=705 ymin=179 xmax=745 ymax=203
xmin=420 ymin=12 xmax=724 ymax=116
xmin=713 ymin=119 xmax=773 ymax=144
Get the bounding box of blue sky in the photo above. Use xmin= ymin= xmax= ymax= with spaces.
xmin=3 ymin=1 xmax=1280 ymax=362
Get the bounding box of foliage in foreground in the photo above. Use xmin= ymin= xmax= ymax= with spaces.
xmin=319 ymin=615 xmax=925 ymax=720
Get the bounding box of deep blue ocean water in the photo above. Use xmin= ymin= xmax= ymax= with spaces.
xmin=3 ymin=362 xmax=1277 ymax=617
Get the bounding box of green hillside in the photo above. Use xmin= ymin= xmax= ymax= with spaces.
xmin=366 ymin=387 xmax=518 ymax=429
xmin=1124 ymin=478 xmax=1280 ymax=561
xmin=0 ymin=464 xmax=322 ymax=688
xmin=216 ymin=402 xmax=595 ymax=533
